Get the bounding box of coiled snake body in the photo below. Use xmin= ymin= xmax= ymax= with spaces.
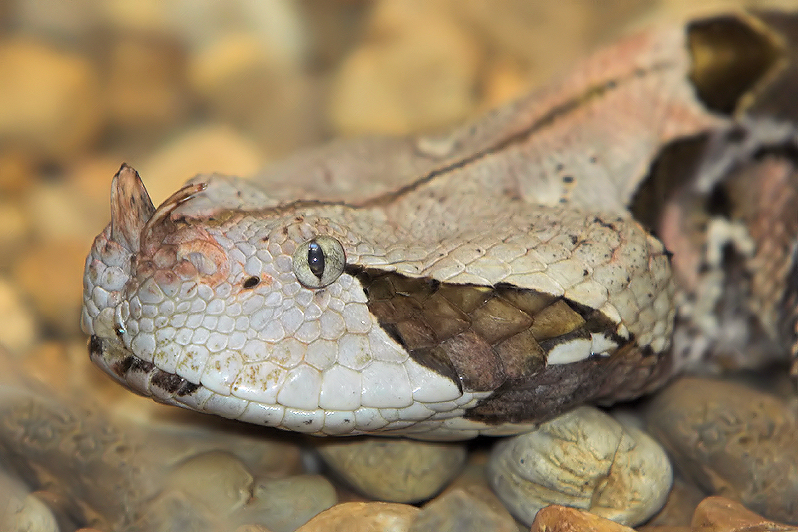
xmin=82 ymin=13 xmax=798 ymax=440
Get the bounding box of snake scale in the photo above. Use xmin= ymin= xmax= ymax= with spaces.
xmin=82 ymin=12 xmax=798 ymax=440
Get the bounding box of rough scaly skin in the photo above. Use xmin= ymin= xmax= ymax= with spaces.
xmin=81 ymin=13 xmax=798 ymax=439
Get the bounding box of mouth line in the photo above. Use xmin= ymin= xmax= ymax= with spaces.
xmin=89 ymin=335 xmax=201 ymax=399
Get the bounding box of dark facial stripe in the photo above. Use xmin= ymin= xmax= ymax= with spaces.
xmin=348 ymin=266 xmax=631 ymax=393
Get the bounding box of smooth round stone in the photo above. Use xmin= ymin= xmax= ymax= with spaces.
xmin=0 ymin=478 xmax=59 ymax=532
xmin=163 ymin=451 xmax=254 ymax=515
xmin=488 ymin=406 xmax=672 ymax=527
xmin=239 ymin=475 xmax=337 ymax=532
xmin=317 ymin=438 xmax=467 ymax=503
xmin=295 ymin=502 xmax=418 ymax=532
xmin=410 ymin=486 xmax=517 ymax=532
xmin=646 ymin=377 xmax=798 ymax=524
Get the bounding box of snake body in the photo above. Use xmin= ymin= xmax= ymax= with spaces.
xmin=81 ymin=13 xmax=798 ymax=440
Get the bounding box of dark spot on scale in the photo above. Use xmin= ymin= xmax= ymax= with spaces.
xmin=243 ymin=276 xmax=260 ymax=289
xmin=562 ymin=175 xmax=574 ymax=184
xmin=554 ymin=162 xmax=564 ymax=172
xmin=295 ymin=216 xmax=303 ymax=223
xmin=589 ymin=155 xmax=598 ymax=163
xmin=130 ymin=357 xmax=154 ymax=373
xmin=592 ymin=216 xmax=616 ymax=230
xmin=89 ymin=335 xmax=103 ymax=357
xmin=583 ymin=269 xmax=589 ymax=277
xmin=304 ymin=419 xmax=313 ymax=425
xmin=151 ymin=369 xmax=186 ymax=394
xmin=261 ymin=236 xmax=269 ymax=242
xmin=569 ymin=235 xmax=578 ymax=245
xmin=177 ymin=381 xmax=200 ymax=396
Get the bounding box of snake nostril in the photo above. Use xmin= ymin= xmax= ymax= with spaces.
xmin=243 ymin=276 xmax=260 ymax=289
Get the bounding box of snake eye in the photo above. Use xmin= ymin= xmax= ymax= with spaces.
xmin=292 ymin=235 xmax=346 ymax=288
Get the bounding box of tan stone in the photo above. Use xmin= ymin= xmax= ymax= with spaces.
xmin=187 ymin=33 xmax=321 ymax=157
xmin=317 ymin=438 xmax=466 ymax=503
xmin=691 ymin=496 xmax=798 ymax=532
xmin=105 ymin=33 xmax=192 ymax=134
xmin=530 ymin=505 xmax=637 ymax=532
xmin=296 ymin=502 xmax=418 ymax=532
xmin=0 ymin=38 xmax=102 ymax=162
xmin=328 ymin=0 xmax=482 ymax=136
xmin=0 ymin=200 xmax=30 ymax=270
xmin=647 ymin=378 xmax=798 ymax=524
xmin=12 ymin=239 xmax=87 ymax=336
xmin=0 ymin=277 xmax=38 ymax=354
xmin=138 ymin=124 xmax=266 ymax=206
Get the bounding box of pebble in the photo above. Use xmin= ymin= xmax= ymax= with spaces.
xmin=239 ymin=475 xmax=337 ymax=532
xmin=162 ymin=451 xmax=254 ymax=516
xmin=11 ymin=239 xmax=88 ymax=336
xmin=488 ymin=406 xmax=672 ymax=527
xmin=0 ymin=475 xmax=60 ymax=532
xmin=187 ymin=32 xmax=321 ymax=157
xmin=0 ymin=38 xmax=102 ymax=162
xmin=104 ymin=32 xmax=192 ymax=136
xmin=691 ymin=496 xmax=798 ymax=532
xmin=410 ymin=486 xmax=518 ymax=532
xmin=295 ymin=501 xmax=419 ymax=532
xmin=646 ymin=377 xmax=798 ymax=524
xmin=316 ymin=438 xmax=467 ymax=503
xmin=0 ymin=278 xmax=37 ymax=354
xmin=645 ymin=476 xmax=708 ymax=527
xmin=138 ymin=124 xmax=266 ymax=206
xmin=327 ymin=0 xmax=482 ymax=135
xmin=530 ymin=505 xmax=637 ymax=532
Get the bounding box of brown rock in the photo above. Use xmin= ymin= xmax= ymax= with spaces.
xmin=12 ymin=238 xmax=87 ymax=336
xmin=410 ymin=486 xmax=517 ymax=532
xmin=188 ymin=33 xmax=321 ymax=157
xmin=0 ymin=278 xmax=37 ymax=354
xmin=138 ymin=124 xmax=266 ymax=206
xmin=691 ymin=496 xmax=798 ymax=532
xmin=644 ymin=476 xmax=707 ymax=527
xmin=0 ymin=38 xmax=102 ymax=162
xmin=105 ymin=32 xmax=193 ymax=136
xmin=646 ymin=378 xmax=798 ymax=524
xmin=295 ymin=501 xmax=418 ymax=532
xmin=530 ymin=505 xmax=637 ymax=532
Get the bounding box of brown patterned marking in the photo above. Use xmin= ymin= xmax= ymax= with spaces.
xmin=465 ymin=341 xmax=675 ymax=425
xmin=352 ymin=268 xmax=629 ymax=393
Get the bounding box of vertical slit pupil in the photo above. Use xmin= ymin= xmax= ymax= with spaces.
xmin=308 ymin=241 xmax=325 ymax=278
